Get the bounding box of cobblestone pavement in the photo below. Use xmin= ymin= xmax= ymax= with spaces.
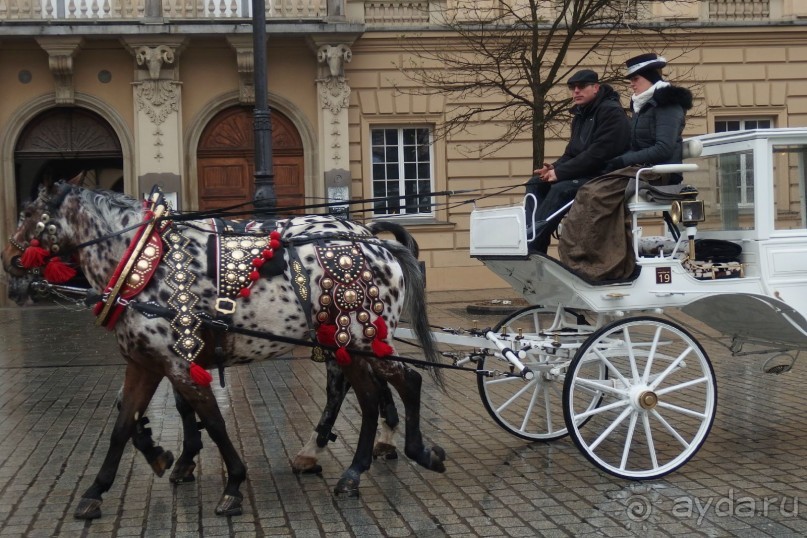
xmin=2 ymin=290 xmax=807 ymax=537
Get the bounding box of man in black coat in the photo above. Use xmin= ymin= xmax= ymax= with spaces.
xmin=526 ymin=69 xmax=630 ymax=253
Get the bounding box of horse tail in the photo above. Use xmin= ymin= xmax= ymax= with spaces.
xmin=371 ymin=225 xmax=443 ymax=389
xmin=367 ymin=221 xmax=419 ymax=258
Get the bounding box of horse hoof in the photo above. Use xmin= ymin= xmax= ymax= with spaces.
xmin=373 ymin=442 xmax=397 ymax=460
xmin=215 ymin=494 xmax=243 ymax=517
xmin=291 ymin=456 xmax=322 ymax=475
xmin=334 ymin=477 xmax=360 ymax=498
xmin=292 ymin=464 xmax=323 ymax=475
xmin=150 ymin=450 xmax=175 ymax=477
xmin=74 ymin=497 xmax=102 ymax=520
xmin=429 ymin=446 xmax=446 ymax=473
xmin=169 ymin=462 xmax=196 ymax=484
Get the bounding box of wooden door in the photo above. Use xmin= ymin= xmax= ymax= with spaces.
xmin=197 ymin=107 xmax=304 ymax=213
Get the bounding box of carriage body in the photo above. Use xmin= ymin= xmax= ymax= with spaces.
xmin=472 ymin=128 xmax=807 ymax=350
xmin=424 ymin=128 xmax=807 ymax=480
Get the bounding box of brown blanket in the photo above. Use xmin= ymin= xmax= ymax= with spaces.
xmin=558 ymin=169 xmax=636 ymax=281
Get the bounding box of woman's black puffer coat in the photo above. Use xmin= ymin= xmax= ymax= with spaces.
xmin=608 ymin=84 xmax=694 ymax=175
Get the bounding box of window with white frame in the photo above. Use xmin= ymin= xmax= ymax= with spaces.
xmin=371 ymin=127 xmax=434 ymax=216
xmin=714 ymin=118 xmax=773 ymax=208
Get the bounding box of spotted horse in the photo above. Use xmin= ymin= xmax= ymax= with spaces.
xmin=131 ymin=220 xmax=414 ymax=485
xmin=2 ymin=182 xmax=445 ymax=519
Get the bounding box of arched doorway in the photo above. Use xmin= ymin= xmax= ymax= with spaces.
xmin=14 ymin=107 xmax=124 ymax=210
xmin=197 ymin=106 xmax=305 ymax=212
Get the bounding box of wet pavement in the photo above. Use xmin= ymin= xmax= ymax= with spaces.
xmin=2 ymin=290 xmax=807 ymax=537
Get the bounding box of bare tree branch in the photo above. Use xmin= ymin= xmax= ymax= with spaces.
xmin=393 ymin=0 xmax=699 ymax=167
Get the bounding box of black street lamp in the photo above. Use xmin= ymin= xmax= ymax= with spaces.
xmin=251 ymin=0 xmax=276 ymax=212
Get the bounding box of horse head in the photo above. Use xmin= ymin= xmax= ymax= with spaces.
xmin=2 ymin=181 xmax=79 ymax=304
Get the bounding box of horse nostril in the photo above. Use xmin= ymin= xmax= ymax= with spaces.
xmin=11 ymin=255 xmax=23 ymax=269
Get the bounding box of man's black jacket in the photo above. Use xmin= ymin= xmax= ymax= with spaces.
xmin=553 ymin=84 xmax=631 ymax=181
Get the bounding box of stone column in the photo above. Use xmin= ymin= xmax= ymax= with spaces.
xmin=314 ymin=43 xmax=353 ymax=215
xmin=122 ymin=37 xmax=186 ymax=208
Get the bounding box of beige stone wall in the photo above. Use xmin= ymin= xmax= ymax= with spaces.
xmin=346 ymin=25 xmax=807 ymax=290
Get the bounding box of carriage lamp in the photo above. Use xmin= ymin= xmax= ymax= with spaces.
xmin=669 ymin=186 xmax=705 ymax=259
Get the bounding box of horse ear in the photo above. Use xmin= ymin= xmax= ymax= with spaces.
xmin=67 ymin=171 xmax=87 ymax=185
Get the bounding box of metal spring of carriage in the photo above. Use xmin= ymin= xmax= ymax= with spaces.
xmin=398 ymin=128 xmax=807 ymax=480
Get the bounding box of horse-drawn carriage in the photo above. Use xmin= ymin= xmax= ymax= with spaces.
xmin=397 ymin=127 xmax=807 ymax=480
xmin=4 ymin=127 xmax=807 ymax=518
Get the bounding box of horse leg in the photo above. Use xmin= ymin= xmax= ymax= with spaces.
xmin=75 ymin=365 xmax=163 ymax=520
xmin=116 ymin=387 xmax=175 ymax=477
xmin=172 ymin=383 xmax=247 ymax=517
xmin=333 ymin=362 xmax=381 ymax=497
xmin=169 ymin=387 xmax=204 ymax=484
xmin=378 ymin=364 xmax=446 ymax=473
xmin=292 ymin=357 xmax=348 ymax=474
xmin=373 ymin=379 xmax=399 ymax=460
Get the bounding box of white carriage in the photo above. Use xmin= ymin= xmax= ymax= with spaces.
xmin=402 ymin=128 xmax=807 ymax=480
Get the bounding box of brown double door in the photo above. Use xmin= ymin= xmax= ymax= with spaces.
xmin=197 ymin=107 xmax=304 ymax=213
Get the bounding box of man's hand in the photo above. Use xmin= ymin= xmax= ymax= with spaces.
xmin=533 ymin=162 xmax=557 ymax=182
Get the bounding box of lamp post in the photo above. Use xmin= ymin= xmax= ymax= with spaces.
xmin=251 ymin=0 xmax=276 ymax=211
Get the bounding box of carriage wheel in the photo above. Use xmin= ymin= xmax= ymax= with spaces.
xmin=562 ymin=316 xmax=716 ymax=480
xmin=476 ymin=306 xmax=600 ymax=441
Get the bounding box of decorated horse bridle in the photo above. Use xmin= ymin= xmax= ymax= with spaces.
xmin=8 ymin=207 xmax=77 ymax=285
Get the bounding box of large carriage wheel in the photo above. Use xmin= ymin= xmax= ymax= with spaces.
xmin=562 ymin=316 xmax=716 ymax=480
xmin=477 ymin=306 xmax=601 ymax=441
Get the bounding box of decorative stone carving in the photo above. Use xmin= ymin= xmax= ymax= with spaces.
xmin=135 ymin=80 xmax=181 ymax=126
xmin=35 ymin=37 xmax=83 ymax=105
xmin=319 ymin=77 xmax=351 ymax=115
xmin=317 ymin=44 xmax=352 ymax=78
xmin=135 ymin=45 xmax=176 ymax=79
xmin=226 ymin=36 xmax=255 ymax=105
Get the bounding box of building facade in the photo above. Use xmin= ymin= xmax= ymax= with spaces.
xmin=1 ymin=0 xmax=806 ymax=304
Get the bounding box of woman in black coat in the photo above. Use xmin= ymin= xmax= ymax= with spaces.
xmin=604 ymin=53 xmax=694 ymax=183
xmin=558 ymin=53 xmax=694 ymax=281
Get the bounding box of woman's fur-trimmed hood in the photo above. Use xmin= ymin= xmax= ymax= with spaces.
xmin=653 ymin=85 xmax=693 ymax=110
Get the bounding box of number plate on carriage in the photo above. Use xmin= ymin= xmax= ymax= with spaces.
xmin=656 ymin=267 xmax=672 ymax=284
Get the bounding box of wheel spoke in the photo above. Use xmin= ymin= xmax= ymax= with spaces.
xmin=495 ymin=378 xmax=538 ymax=414
xmin=519 ymin=381 xmax=543 ymax=432
xmin=573 ymin=398 xmax=629 ymax=422
xmin=641 ymin=325 xmax=663 ymax=383
xmin=573 ymin=376 xmax=624 ymax=397
xmin=650 ymin=346 xmax=694 ymax=389
xmin=542 ymin=383 xmax=555 ymax=433
xmin=622 ymin=326 xmax=641 ymax=382
xmin=589 ymin=406 xmax=633 ymax=451
xmin=656 ymin=400 xmax=708 ymax=420
xmin=620 ymin=412 xmax=639 ymax=470
xmin=642 ymin=412 xmax=659 ymax=470
xmin=650 ymin=408 xmax=691 ymax=448
xmin=592 ymin=348 xmax=630 ymax=388
xmin=655 ymin=376 xmax=710 ymax=396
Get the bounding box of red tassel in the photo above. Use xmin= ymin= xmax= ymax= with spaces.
xmin=249 ymin=270 xmax=260 ymax=281
xmin=270 ymin=239 xmax=281 ymax=250
xmin=372 ymin=339 xmax=394 ymax=357
xmin=373 ymin=317 xmax=389 ymax=340
xmin=316 ymin=324 xmax=337 ymax=346
xmin=262 ymin=249 xmax=274 ymax=259
xmin=269 ymin=230 xmax=281 ymax=240
xmin=252 ymin=257 xmax=265 ymax=268
xmin=189 ymin=362 xmax=212 ymax=386
xmin=44 ymin=257 xmax=77 ymax=283
xmin=21 ymin=241 xmax=49 ymax=268
xmin=239 ymin=287 xmax=251 ymax=298
xmin=335 ymin=347 xmax=351 ymax=366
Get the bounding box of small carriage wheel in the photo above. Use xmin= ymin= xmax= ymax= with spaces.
xmin=476 ymin=306 xmax=601 ymax=441
xmin=562 ymin=316 xmax=717 ymax=480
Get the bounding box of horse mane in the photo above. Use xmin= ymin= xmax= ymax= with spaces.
xmin=73 ymin=187 xmax=142 ymax=227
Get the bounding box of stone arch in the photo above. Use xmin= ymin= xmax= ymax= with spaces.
xmin=185 ymin=91 xmax=319 ymax=212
